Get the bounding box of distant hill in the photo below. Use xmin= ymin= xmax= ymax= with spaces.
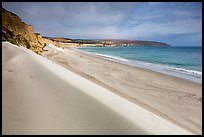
xmin=44 ymin=37 xmax=170 ymax=47
xmin=2 ymin=7 xmax=169 ymax=55
xmin=72 ymin=39 xmax=170 ymax=46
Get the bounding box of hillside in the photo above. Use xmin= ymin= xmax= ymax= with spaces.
xmin=44 ymin=37 xmax=170 ymax=47
xmin=2 ymin=8 xmax=44 ymax=54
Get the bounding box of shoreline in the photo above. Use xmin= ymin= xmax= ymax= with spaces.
xmin=2 ymin=42 xmax=194 ymax=135
xmin=42 ymin=45 xmax=201 ymax=134
xmin=73 ymin=47 xmax=202 ymax=84
xmin=2 ymin=42 xmax=202 ymax=134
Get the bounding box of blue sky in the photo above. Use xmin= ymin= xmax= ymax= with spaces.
xmin=2 ymin=2 xmax=202 ymax=46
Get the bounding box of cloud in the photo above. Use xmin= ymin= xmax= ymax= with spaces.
xmin=2 ymin=2 xmax=202 ymax=46
xmin=130 ymin=18 xmax=202 ymax=38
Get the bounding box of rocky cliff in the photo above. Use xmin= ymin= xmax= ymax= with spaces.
xmin=2 ymin=8 xmax=62 ymax=54
xmin=2 ymin=8 xmax=45 ymax=54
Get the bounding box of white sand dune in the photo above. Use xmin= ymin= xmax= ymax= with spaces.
xmin=2 ymin=42 xmax=193 ymax=135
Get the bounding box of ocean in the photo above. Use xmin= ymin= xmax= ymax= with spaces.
xmin=75 ymin=46 xmax=202 ymax=83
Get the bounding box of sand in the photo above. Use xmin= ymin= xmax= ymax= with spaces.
xmin=2 ymin=42 xmax=199 ymax=135
xmin=42 ymin=46 xmax=202 ymax=134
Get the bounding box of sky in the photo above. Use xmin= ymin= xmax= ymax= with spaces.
xmin=2 ymin=2 xmax=202 ymax=46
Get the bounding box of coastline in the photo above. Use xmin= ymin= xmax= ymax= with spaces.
xmin=2 ymin=42 xmax=201 ymax=134
xmin=42 ymin=45 xmax=202 ymax=134
xmin=74 ymin=47 xmax=202 ymax=84
xmin=2 ymin=3 xmax=202 ymax=135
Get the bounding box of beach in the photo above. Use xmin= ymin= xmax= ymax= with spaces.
xmin=2 ymin=42 xmax=201 ymax=135
xmin=43 ymin=45 xmax=202 ymax=134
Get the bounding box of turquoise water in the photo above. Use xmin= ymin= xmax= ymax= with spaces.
xmin=77 ymin=46 xmax=202 ymax=72
xmin=76 ymin=46 xmax=202 ymax=83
